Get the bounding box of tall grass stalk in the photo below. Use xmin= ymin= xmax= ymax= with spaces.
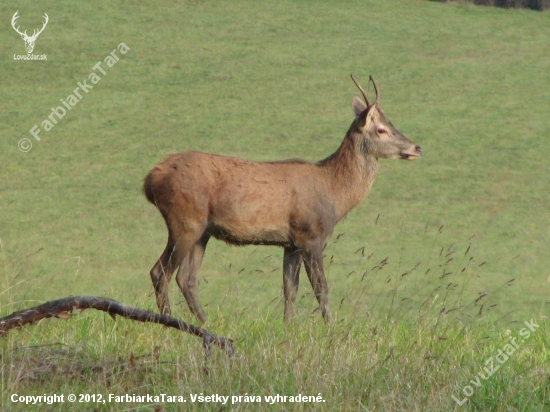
xmin=1 ymin=227 xmax=547 ymax=411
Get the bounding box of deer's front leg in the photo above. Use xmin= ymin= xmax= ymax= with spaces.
xmin=302 ymin=244 xmax=332 ymax=323
xmin=283 ymin=247 xmax=302 ymax=322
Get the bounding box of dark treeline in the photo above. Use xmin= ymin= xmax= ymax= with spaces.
xmin=432 ymin=0 xmax=549 ymax=11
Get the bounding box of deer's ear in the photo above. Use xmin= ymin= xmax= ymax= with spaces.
xmin=357 ymin=103 xmax=377 ymax=130
xmin=352 ymin=95 xmax=367 ymax=117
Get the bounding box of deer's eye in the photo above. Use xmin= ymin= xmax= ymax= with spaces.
xmin=377 ymin=128 xmax=387 ymax=135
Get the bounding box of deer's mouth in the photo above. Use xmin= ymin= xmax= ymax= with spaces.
xmin=401 ymin=146 xmax=422 ymax=160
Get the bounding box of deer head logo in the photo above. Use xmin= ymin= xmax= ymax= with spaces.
xmin=11 ymin=11 xmax=49 ymax=54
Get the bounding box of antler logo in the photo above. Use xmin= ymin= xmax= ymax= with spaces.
xmin=11 ymin=11 xmax=49 ymax=54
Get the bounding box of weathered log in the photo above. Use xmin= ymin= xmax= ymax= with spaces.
xmin=0 ymin=296 xmax=234 ymax=358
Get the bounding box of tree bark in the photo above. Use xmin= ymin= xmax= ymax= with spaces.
xmin=0 ymin=296 xmax=234 ymax=358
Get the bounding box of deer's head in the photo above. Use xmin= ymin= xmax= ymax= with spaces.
xmin=11 ymin=11 xmax=49 ymax=54
xmin=350 ymin=75 xmax=421 ymax=161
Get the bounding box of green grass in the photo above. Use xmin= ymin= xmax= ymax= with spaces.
xmin=1 ymin=284 xmax=548 ymax=411
xmin=1 ymin=0 xmax=549 ymax=410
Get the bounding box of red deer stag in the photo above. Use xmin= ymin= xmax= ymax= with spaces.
xmin=144 ymin=75 xmax=422 ymax=324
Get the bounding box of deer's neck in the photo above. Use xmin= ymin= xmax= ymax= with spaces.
xmin=318 ymin=133 xmax=379 ymax=221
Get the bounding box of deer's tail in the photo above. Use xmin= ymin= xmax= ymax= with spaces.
xmin=143 ymin=164 xmax=170 ymax=207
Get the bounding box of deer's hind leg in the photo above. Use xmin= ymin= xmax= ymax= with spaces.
xmin=175 ymin=232 xmax=210 ymax=324
xmin=150 ymin=236 xmax=184 ymax=316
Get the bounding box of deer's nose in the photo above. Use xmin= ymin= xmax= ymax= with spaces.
xmin=415 ymin=145 xmax=422 ymax=156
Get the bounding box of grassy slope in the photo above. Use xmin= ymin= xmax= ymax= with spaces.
xmin=0 ymin=0 xmax=549 ymax=409
xmin=1 ymin=0 xmax=548 ymax=319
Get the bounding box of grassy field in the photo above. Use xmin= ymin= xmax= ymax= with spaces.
xmin=1 ymin=0 xmax=549 ymax=410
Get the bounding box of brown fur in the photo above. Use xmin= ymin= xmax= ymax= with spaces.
xmin=144 ymin=76 xmax=422 ymax=323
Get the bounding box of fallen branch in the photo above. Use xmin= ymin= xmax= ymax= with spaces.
xmin=0 ymin=296 xmax=234 ymax=359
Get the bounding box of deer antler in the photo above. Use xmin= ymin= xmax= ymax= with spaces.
xmin=11 ymin=12 xmax=48 ymax=40
xmin=31 ymin=13 xmax=49 ymax=39
xmin=369 ymin=75 xmax=380 ymax=107
xmin=350 ymin=74 xmax=371 ymax=107
xmin=11 ymin=11 xmax=27 ymax=37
